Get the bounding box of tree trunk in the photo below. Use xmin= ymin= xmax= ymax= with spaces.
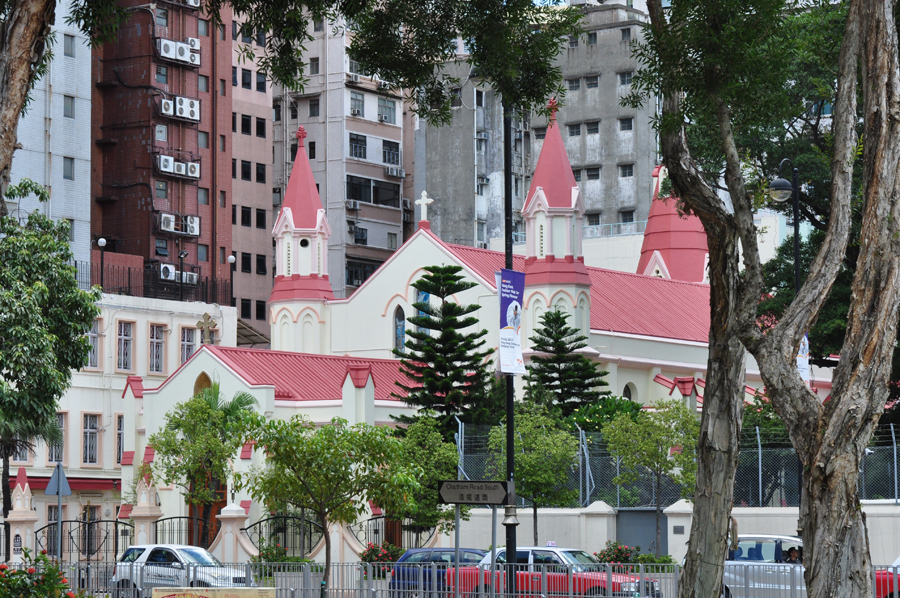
xmin=322 ymin=514 xmax=332 ymax=587
xmin=654 ymin=474 xmax=661 ymax=558
xmin=0 ymin=0 xmax=56 ymax=216
xmin=533 ymin=503 xmax=538 ymax=547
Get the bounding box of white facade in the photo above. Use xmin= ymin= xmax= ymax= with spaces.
xmin=7 ymin=2 xmax=93 ymax=265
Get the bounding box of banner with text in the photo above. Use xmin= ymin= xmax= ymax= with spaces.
xmin=496 ymin=269 xmax=526 ymax=375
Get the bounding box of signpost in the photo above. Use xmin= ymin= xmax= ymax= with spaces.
xmin=45 ymin=462 xmax=71 ymax=560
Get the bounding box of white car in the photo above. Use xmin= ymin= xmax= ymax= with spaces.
xmin=110 ymin=544 xmax=253 ymax=597
xmin=723 ymin=535 xmax=804 ymax=598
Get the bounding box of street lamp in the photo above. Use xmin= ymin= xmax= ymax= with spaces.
xmin=227 ymin=254 xmax=236 ymax=307
xmin=98 ymin=238 xmax=107 ymax=290
xmin=769 ymin=159 xmax=801 ymax=296
xmin=178 ymin=250 xmax=189 ymax=301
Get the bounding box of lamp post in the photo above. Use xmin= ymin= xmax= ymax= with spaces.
xmin=178 ymin=250 xmax=189 ymax=301
xmin=227 ymin=254 xmax=236 ymax=307
xmin=98 ymin=238 xmax=107 ymax=290
xmin=770 ymin=159 xmax=800 ymax=296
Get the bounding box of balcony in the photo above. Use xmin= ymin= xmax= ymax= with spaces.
xmin=72 ymin=260 xmax=232 ymax=305
xmin=583 ymin=220 xmax=647 ymax=239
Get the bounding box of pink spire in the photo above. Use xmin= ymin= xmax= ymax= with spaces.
xmin=281 ymin=125 xmax=324 ymax=229
xmin=524 ymin=99 xmax=577 ymax=210
xmin=15 ymin=466 xmax=27 ymax=489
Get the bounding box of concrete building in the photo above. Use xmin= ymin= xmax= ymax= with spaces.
xmin=271 ymin=17 xmax=416 ymax=298
xmin=7 ymin=1 xmax=92 ymax=265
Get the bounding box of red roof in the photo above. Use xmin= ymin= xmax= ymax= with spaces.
xmin=279 ymin=126 xmax=323 ymax=229
xmin=240 ymin=441 xmax=254 ymax=460
xmin=240 ymin=500 xmax=252 ymax=515
xmin=118 ymin=504 xmax=134 ymax=520
xmin=15 ymin=467 xmax=27 ymax=489
xmin=143 ymin=445 xmax=155 ymax=463
xmin=121 ymin=451 xmax=135 ymax=466
xmin=122 ymin=376 xmax=144 ymax=399
xmin=524 ymin=111 xmax=578 ymax=211
xmin=9 ymin=476 xmax=117 ymax=491
xmin=205 ymin=345 xmax=408 ymax=401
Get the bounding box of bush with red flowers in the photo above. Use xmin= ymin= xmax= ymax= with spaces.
xmin=0 ymin=548 xmax=86 ymax=598
xmin=358 ymin=542 xmax=403 ymax=578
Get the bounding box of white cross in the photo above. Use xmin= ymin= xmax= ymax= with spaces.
xmin=415 ymin=190 xmax=434 ymax=222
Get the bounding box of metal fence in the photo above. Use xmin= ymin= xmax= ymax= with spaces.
xmin=154 ymin=516 xmax=220 ymax=550
xmin=72 ymin=259 xmax=232 ymax=305
xmin=10 ymin=560 xmax=900 ymax=598
xmin=349 ymin=516 xmax=436 ymax=550
xmin=243 ymin=515 xmax=325 ymax=558
xmin=457 ymin=423 xmax=900 ymax=510
xmin=33 ymin=520 xmax=133 ymax=562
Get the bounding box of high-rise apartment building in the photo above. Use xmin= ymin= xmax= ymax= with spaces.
xmin=272 ymin=17 xmax=416 ymax=298
xmin=419 ymin=2 xmax=657 ymax=248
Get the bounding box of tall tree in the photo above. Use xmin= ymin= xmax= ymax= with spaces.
xmin=488 ymin=403 xmax=578 ymax=546
xmin=392 ymin=265 xmax=494 ymax=439
xmin=628 ymin=0 xmax=900 ymax=596
xmin=523 ymin=308 xmax=610 ymax=418
xmin=604 ymin=399 xmax=699 ymax=557
xmin=236 ymin=416 xmax=419 ymax=585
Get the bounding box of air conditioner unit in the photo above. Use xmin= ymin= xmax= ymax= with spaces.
xmin=379 ymin=115 xmax=389 ymax=122
xmin=402 ymin=212 xmax=411 ymax=222
xmin=160 ymin=99 xmax=174 ymax=116
xmin=160 ymin=264 xmax=177 ymax=280
xmin=352 ymin=279 xmax=363 ymax=286
xmin=185 ymin=37 xmax=200 ymax=50
xmin=345 ymin=200 xmax=360 ymax=211
xmin=401 ymin=198 xmax=411 ymax=210
xmin=187 ymin=162 xmax=200 ymax=178
xmin=174 ymin=162 xmax=187 ymax=176
xmin=185 ymin=0 xmax=200 ymax=8
xmin=175 ymin=97 xmax=200 ymax=121
xmin=350 ymin=108 xmax=361 ymax=116
xmin=156 ymin=155 xmax=175 ymax=173
xmin=160 ymin=213 xmax=177 ymax=232
xmin=176 ymin=42 xmax=191 ymax=62
xmin=157 ymin=39 xmax=177 ymax=59
xmin=188 ymin=52 xmax=200 ymax=67
xmin=186 ymin=215 xmax=200 ymax=236
xmin=348 ymin=73 xmax=360 ymax=83
xmin=379 ymin=81 xmax=391 ymax=89
xmin=477 ymin=242 xmax=489 ymax=249
xmin=478 ymin=175 xmax=489 ymax=184
xmin=475 ymin=132 xmax=488 ymax=140
xmin=183 ymin=272 xmax=199 ymax=285
xmin=515 ymin=131 xmax=523 ymax=140
xmin=384 ymin=167 xmax=405 ymax=178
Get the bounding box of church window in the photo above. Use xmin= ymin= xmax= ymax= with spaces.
xmin=394 ymin=306 xmax=406 ymax=353
xmin=539 ymin=225 xmax=544 ymax=257
xmin=149 ymin=324 xmax=165 ymax=374
xmin=48 ymin=414 xmax=64 ymax=463
xmin=117 ymin=321 xmax=133 ymax=370
xmin=82 ymin=414 xmax=99 ymax=464
xmin=86 ymin=319 xmax=100 ymax=368
xmin=285 ymin=240 xmax=292 ymax=275
xmin=416 ymin=290 xmax=430 ymax=333
xmin=180 ymin=328 xmax=196 ymax=364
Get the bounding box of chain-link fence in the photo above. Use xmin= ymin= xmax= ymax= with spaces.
xmin=457 ymin=422 xmax=900 ymax=510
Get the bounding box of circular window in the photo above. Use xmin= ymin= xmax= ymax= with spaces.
xmin=300 ymin=239 xmax=310 ymax=248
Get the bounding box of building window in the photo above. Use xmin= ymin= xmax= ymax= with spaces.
xmin=198 ymin=244 xmax=209 ymax=262
xmin=199 ymin=19 xmax=209 ymax=36
xmin=49 ymin=414 xmax=65 ymax=463
xmin=232 ymin=204 xmax=237 ymax=224
xmin=346 ymin=260 xmax=379 ymax=286
xmin=619 ymin=71 xmax=633 ymax=86
xmin=220 ymin=190 xmax=226 ymax=207
xmin=309 ymin=57 xmax=319 ymax=75
xmin=241 ymin=299 xmax=251 ymax=319
xmin=388 ymin=232 xmax=398 ymax=250
xmin=180 ymin=328 xmax=196 ymax=363
xmin=256 ymin=254 xmax=267 ymax=274
xmin=309 ymin=99 xmax=319 ymax=117
xmin=313 ymin=19 xmax=324 ymax=32
xmin=286 ymin=102 xmax=296 ymax=120
xmin=232 ymin=159 xmax=236 ymax=179
xmin=12 ymin=438 xmax=28 ymax=462
xmin=309 ymin=141 xmax=316 ymax=160
xmin=117 ymin=322 xmax=133 ymax=370
xmin=620 ymin=117 xmax=634 ymax=131
xmin=155 ymin=180 xmax=167 ymax=199
xmin=86 ymin=320 xmax=99 ymax=368
xmin=256 ymin=72 xmax=266 ymax=92
xmin=619 ymin=164 xmax=634 ymax=178
xmin=621 ymin=28 xmax=632 ymax=41
xmin=63 ymin=95 xmax=75 ymax=118
xmin=156 ymin=65 xmax=168 ymax=84
xmin=220 ymin=79 xmax=226 ymax=96
xmin=621 ymin=210 xmax=635 ymax=223
xmin=241 ymin=206 xmax=252 ymax=226
xmin=567 ymin=78 xmax=580 ymax=91
xmin=273 ymin=188 xmax=282 ymax=206
xmin=586 ymin=213 xmax=600 ymax=226
xmin=241 ymin=114 xmax=251 ymax=135
xmin=232 ymin=66 xmax=237 ymax=86
xmin=586 ymin=167 xmax=600 ymax=180
xmin=567 ymin=124 xmax=581 ymax=137
xmin=588 ymin=32 xmax=597 ymax=45
xmin=350 ymin=91 xmax=364 ymax=116
xmin=256 ymin=29 xmax=266 ymax=46
xmin=149 ymin=324 xmax=165 ymax=374
xmin=156 ymin=125 xmax=167 ymax=141
xmin=116 ymin=415 xmax=124 ymax=465
xmin=568 ymin=35 xmax=578 ymax=48
xmin=354 ymin=226 xmax=368 ymax=245
xmin=585 ymin=76 xmax=599 ymax=89
xmin=219 ymin=247 xmax=226 ymax=264
xmin=290 ymin=142 xmax=298 ymax=161
xmin=273 ymin=101 xmax=281 ymax=121
xmin=64 ymin=34 xmax=75 ymax=57
xmin=198 ymin=131 xmax=209 ymax=148
xmin=155 ymin=238 xmax=168 ymax=257
xmin=256 ymin=163 xmax=266 ymax=183
xmin=82 ymin=414 xmax=98 ymax=465
xmin=198 ymin=187 xmax=209 ymax=205
xmin=347 ymin=175 xmax=372 ymax=203
xmin=256 ymin=117 xmax=266 ymax=138
xmin=241 ymin=69 xmax=252 ymax=89
xmin=383 ymin=140 xmax=400 ymax=165
xmin=241 ymin=160 xmax=251 ymax=180
xmin=450 ymin=88 xmax=462 ymax=108
xmin=476 ymin=90 xmax=484 ymax=107
xmin=534 ymin=128 xmax=546 ymax=140
xmin=63 ymin=157 xmax=75 ymax=180
xmin=586 ymin=121 xmax=599 ymax=135
xmin=573 ymin=169 xmax=582 ymax=182
xmin=349 ymin=133 xmax=367 ymax=159
xmin=155 ymin=8 xmax=168 ymax=27
xmin=241 ymin=252 xmax=251 ymax=272
xmin=393 ymin=306 xmax=405 ymax=352
xmin=219 ymin=24 xmax=225 ymax=40
xmin=220 ymin=134 xmax=226 ymax=151
xmin=378 ymin=97 xmax=396 ymax=124
xmin=255 ymin=300 xmax=266 ymax=320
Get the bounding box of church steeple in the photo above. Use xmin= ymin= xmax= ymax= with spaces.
xmin=269 ymin=126 xmax=334 ymax=303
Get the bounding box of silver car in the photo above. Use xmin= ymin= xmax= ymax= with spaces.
xmin=110 ymin=544 xmax=253 ymax=597
xmin=722 ymin=535 xmax=804 ymax=598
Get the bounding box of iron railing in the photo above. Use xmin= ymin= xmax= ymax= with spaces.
xmin=349 ymin=516 xmax=436 ymax=550
xmin=154 ymin=516 xmax=220 ymax=549
xmin=72 ymin=260 xmax=232 ymax=305
xmin=583 ymin=220 xmax=648 ymax=238
xmin=33 ymin=519 xmax=133 ymax=562
xmin=242 ymin=515 xmax=325 ymax=558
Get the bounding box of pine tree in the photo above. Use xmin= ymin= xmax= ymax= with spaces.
xmin=392 ymin=265 xmax=495 ymax=439
xmin=524 ymin=308 xmax=610 ymax=418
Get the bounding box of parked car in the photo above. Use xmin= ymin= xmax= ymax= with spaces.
xmin=448 ymin=546 xmax=662 ymax=598
xmin=109 ymin=544 xmax=253 ymax=597
xmin=390 ymin=548 xmax=487 ymax=597
xmin=723 ymin=535 xmax=805 ymax=598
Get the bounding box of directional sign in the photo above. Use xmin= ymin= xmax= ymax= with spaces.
xmin=45 ymin=462 xmax=72 ymax=497
xmin=438 ymin=480 xmax=513 ymax=506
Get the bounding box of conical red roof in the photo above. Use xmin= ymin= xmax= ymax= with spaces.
xmin=524 ymin=104 xmax=577 ymax=211
xmin=280 ymin=126 xmax=323 ymax=229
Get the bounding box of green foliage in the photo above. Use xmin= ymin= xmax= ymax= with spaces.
xmin=251 ymin=540 xmax=319 ymax=565
xmin=0 ymin=210 xmax=100 ymax=424
xmin=387 ymin=417 xmax=466 ymax=535
xmin=524 ymin=309 xmax=610 ymax=418
xmin=393 ymin=265 xmax=495 ymax=439
xmin=0 ymin=548 xmax=86 ymax=598
xmin=235 ymin=415 xmax=419 ymax=580
xmin=566 ymin=397 xmax=642 ymax=433
xmin=593 ymin=540 xmax=639 ymax=564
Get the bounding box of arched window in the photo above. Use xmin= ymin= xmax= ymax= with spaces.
xmin=623 ymin=383 xmax=637 ymax=401
xmin=193 ymin=372 xmax=212 ymax=396
xmin=394 ymin=306 xmax=406 ymax=353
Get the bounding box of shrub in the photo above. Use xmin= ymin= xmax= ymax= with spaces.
xmin=251 ymin=540 xmax=320 ymax=566
xmin=0 ymin=549 xmax=86 ymax=598
xmin=358 ymin=542 xmax=403 ymax=578
xmin=635 ymin=553 xmax=675 ymax=564
xmin=594 ymin=540 xmax=640 ymax=563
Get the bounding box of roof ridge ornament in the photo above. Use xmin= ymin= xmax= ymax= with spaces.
xmin=296 ymin=125 xmax=307 ymax=141
xmin=416 ymin=190 xmax=434 ymax=222
xmin=548 ymin=97 xmax=559 ymax=124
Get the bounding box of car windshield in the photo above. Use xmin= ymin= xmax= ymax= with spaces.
xmin=178 ymin=547 xmax=223 ymax=565
xmin=561 ymin=551 xmax=599 ymax=565
xmin=119 ymin=547 xmax=146 ymax=563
